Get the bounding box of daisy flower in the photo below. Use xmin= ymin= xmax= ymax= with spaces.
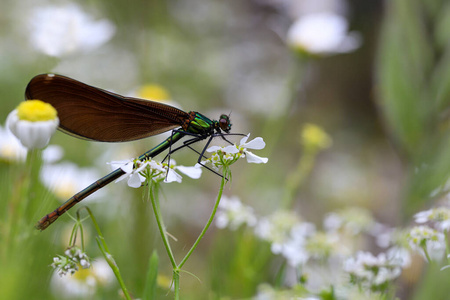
xmin=204 ymin=134 xmax=268 ymax=170
xmin=286 ymin=12 xmax=361 ymax=56
xmin=109 ymin=158 xmax=201 ymax=188
xmin=29 ymin=4 xmax=115 ymax=57
xmin=7 ymin=100 xmax=59 ymax=149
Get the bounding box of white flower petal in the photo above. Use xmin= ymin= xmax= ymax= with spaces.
xmin=164 ymin=168 xmax=182 ymax=183
xmin=29 ymin=4 xmax=116 ymax=57
xmin=0 ymin=125 xmax=27 ymax=162
xmin=206 ymin=145 xmax=222 ymax=153
xmin=7 ymin=110 xmax=59 ymax=149
xmin=127 ymin=173 xmax=142 ymax=188
xmin=286 ymin=12 xmax=361 ymax=55
xmin=42 ymin=145 xmax=64 ymax=163
xmin=223 ymin=145 xmax=239 ymax=154
xmin=215 ymin=214 xmax=229 ymax=229
xmin=108 ymin=160 xmax=132 ymax=171
xmin=149 ymin=160 xmax=165 ymax=172
xmin=239 ymin=134 xmax=250 ymax=145
xmin=120 ymin=161 xmax=134 ymax=173
xmin=245 ymin=151 xmax=268 ymax=164
xmin=242 ymin=137 xmax=266 ymax=150
xmin=176 ymin=165 xmax=202 ymax=179
xmin=114 ymin=173 xmax=128 ymax=183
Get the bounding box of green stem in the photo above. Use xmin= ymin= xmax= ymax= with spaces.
xmin=173 ymin=269 xmax=180 ymax=300
xmin=149 ymin=182 xmax=177 ymax=268
xmin=149 ymin=168 xmax=226 ymax=299
xmin=422 ymin=245 xmax=433 ymax=264
xmin=24 ymin=149 xmax=43 ymax=220
xmin=281 ymin=150 xmax=317 ymax=208
xmin=82 ymin=207 xmax=132 ymax=300
xmin=445 ymin=231 xmax=450 ymax=260
xmin=5 ymin=150 xmax=41 ymax=257
xmin=178 ymin=169 xmax=226 ymax=269
xmin=68 ymin=223 xmax=78 ymax=246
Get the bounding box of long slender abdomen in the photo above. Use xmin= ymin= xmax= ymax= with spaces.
xmin=35 ymin=168 xmax=126 ymax=230
xmin=36 ymin=130 xmax=188 ymax=230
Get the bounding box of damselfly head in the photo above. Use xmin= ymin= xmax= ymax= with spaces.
xmin=218 ymin=114 xmax=231 ymax=133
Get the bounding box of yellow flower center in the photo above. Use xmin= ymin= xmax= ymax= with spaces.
xmin=0 ymin=145 xmax=19 ymax=161
xmin=73 ymin=264 xmax=93 ymax=282
xmin=301 ymin=123 xmax=332 ymax=150
xmin=54 ymin=182 xmax=77 ymax=200
xmin=17 ymin=100 xmax=57 ymax=122
xmin=137 ymin=84 xmax=170 ymax=101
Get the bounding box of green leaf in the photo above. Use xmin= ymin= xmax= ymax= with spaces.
xmin=377 ymin=0 xmax=450 ymax=217
xmin=142 ymin=250 xmax=159 ymax=300
xmin=376 ymin=1 xmax=433 ymax=156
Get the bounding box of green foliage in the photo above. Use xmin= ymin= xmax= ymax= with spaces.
xmin=377 ymin=0 xmax=450 ymax=216
xmin=143 ymin=251 xmax=159 ymax=300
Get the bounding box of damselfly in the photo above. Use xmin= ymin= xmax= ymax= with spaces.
xmin=26 ymin=74 xmax=238 ymax=230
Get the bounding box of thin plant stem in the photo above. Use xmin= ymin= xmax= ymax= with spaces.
xmin=148 ymin=166 xmax=226 ymax=299
xmin=173 ymin=269 xmax=180 ymax=300
xmin=445 ymin=231 xmax=450 ymax=260
xmin=24 ymin=150 xmax=40 ymax=216
xmin=68 ymin=223 xmax=78 ymax=246
xmin=170 ymin=172 xmax=226 ymax=299
xmin=281 ymin=149 xmax=317 ymax=208
xmin=80 ymin=207 xmax=132 ymax=300
xmin=149 ymin=182 xmax=177 ymax=268
xmin=178 ymin=168 xmax=226 ymax=269
xmin=148 ymin=181 xmax=179 ymax=299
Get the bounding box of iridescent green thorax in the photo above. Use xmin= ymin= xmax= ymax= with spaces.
xmin=189 ymin=112 xmax=214 ymax=133
xmin=185 ymin=111 xmax=232 ymax=134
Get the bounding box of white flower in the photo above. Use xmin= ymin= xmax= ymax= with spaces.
xmin=304 ymin=231 xmax=347 ymax=260
xmin=286 ymin=12 xmax=361 ymax=55
xmin=42 ymin=145 xmax=64 ymax=163
xmin=51 ymin=257 xmax=114 ymax=298
xmin=386 ymin=246 xmax=411 ymax=269
xmin=29 ymin=4 xmax=115 ymax=57
xmin=215 ymin=196 xmax=257 ymax=230
xmin=175 ymin=164 xmax=202 ymax=179
xmin=255 ymin=210 xmax=319 ymax=267
xmin=205 ymin=134 xmax=268 ymax=169
xmin=255 ymin=211 xmax=301 ymax=247
xmin=0 ymin=125 xmax=27 ymax=162
xmin=414 ymin=209 xmax=433 ymax=223
xmin=414 ymin=207 xmax=450 ymax=232
xmin=0 ymin=124 xmax=63 ymax=163
xmin=407 ymin=225 xmax=446 ymax=262
xmin=40 ymin=162 xmax=102 ymax=201
xmin=237 ymin=134 xmax=268 ymax=164
xmin=343 ymin=251 xmax=403 ymax=289
xmin=167 ymin=160 xmax=202 ymax=182
xmin=277 ymin=223 xmax=317 ymax=267
xmin=109 ymin=159 xmax=151 ymax=188
xmin=109 ymin=158 xmax=202 ymax=188
xmin=324 ymin=207 xmax=375 ymax=235
xmin=51 ymin=247 xmax=90 ymax=277
xmin=7 ymin=107 xmax=59 ymax=149
xmin=221 ymin=134 xmax=268 ymax=164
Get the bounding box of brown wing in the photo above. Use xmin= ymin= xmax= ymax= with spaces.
xmin=25 ymin=74 xmax=190 ymax=142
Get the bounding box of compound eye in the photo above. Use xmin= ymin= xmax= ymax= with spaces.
xmin=219 ymin=114 xmax=231 ymax=132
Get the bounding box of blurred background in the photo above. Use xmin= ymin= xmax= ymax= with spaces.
xmin=2 ymin=0 xmax=450 ymax=299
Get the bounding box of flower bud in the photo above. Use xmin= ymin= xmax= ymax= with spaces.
xmin=7 ymin=100 xmax=59 ymax=149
